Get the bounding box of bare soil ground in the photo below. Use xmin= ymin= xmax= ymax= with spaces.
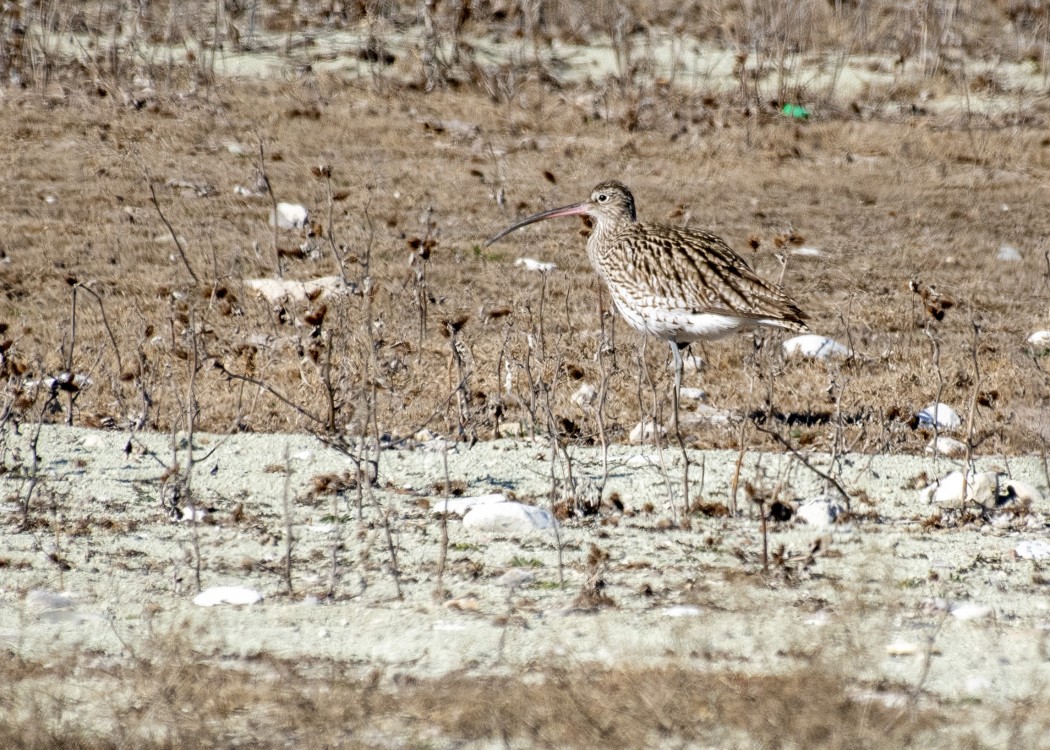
xmin=2 ymin=69 xmax=1050 ymax=451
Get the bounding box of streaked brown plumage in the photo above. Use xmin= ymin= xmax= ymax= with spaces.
xmin=486 ymin=180 xmax=808 ymax=424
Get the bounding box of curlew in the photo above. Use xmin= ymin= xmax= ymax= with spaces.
xmin=486 ymin=180 xmax=808 ymax=430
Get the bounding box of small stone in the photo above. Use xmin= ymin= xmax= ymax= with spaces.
xmin=1028 ymin=330 xmax=1050 ymax=351
xmin=193 ymin=586 xmax=263 ymax=607
xmin=179 ymin=506 xmax=208 ymax=523
xmin=629 ymin=420 xmax=665 ymax=444
xmin=654 ymin=517 xmax=674 ymax=530
xmin=682 ymin=354 xmax=704 ymax=372
xmin=664 ymin=605 xmax=703 ymax=617
xmin=571 ymin=383 xmax=597 ymax=407
xmin=26 ymin=590 xmax=76 ymax=613
xmin=950 ymin=602 xmax=993 ymax=621
xmin=805 ymin=610 xmax=832 ymax=626
xmin=782 ymin=334 xmax=851 ymax=359
xmin=514 ymin=257 xmax=556 ymax=273
xmin=996 ymin=245 xmax=1022 ymax=261
xmin=916 ymin=402 xmax=961 ymax=430
xmin=271 ymin=202 xmax=309 ymax=229
xmin=795 ymin=496 xmax=844 ymax=527
xmin=432 ymin=493 xmax=507 ymax=517
xmin=246 ymin=276 xmax=350 ymax=304
xmin=791 ymin=246 xmax=824 ymax=257
xmin=1016 ymin=540 xmax=1050 ymax=560
xmin=414 ymin=428 xmax=437 ymax=442
xmin=443 ymin=596 xmax=480 ymax=611
xmin=963 ymin=675 xmax=991 ymax=696
xmin=920 ymin=471 xmax=999 ymax=508
xmin=462 ymin=501 xmax=556 ymax=534
xmin=1002 ymin=479 xmax=1043 ymax=506
xmin=678 ymin=387 xmax=706 ymax=401
xmin=926 ymin=435 xmax=967 ymax=458
xmin=498 ymin=569 xmax=536 ymax=587
xmin=886 ymin=640 xmax=920 ymax=657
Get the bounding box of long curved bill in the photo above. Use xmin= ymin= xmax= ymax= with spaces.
xmin=484 ymin=200 xmax=591 ymax=247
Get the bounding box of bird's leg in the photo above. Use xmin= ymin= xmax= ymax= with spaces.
xmin=670 ymin=343 xmax=684 ymax=430
xmin=671 ymin=342 xmax=690 ymax=514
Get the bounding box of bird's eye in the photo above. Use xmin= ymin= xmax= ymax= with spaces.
xmin=597 ymin=193 xmax=608 ymax=203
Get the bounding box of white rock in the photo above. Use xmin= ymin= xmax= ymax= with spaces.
xmin=950 ymin=602 xmax=993 ymax=621
xmin=805 ymin=610 xmax=832 ymax=626
xmin=782 ymin=334 xmax=850 ymax=359
xmin=432 ymin=493 xmax=508 ymax=517
xmin=920 ymin=471 xmax=999 ymax=507
xmin=791 ymin=246 xmax=824 ymax=257
xmin=82 ymin=434 xmax=105 ymax=448
xmin=678 ymin=387 xmax=706 ymax=401
xmin=498 ymin=568 xmax=537 ymax=587
xmin=629 ymin=420 xmax=666 ymax=444
xmin=926 ymin=435 xmax=967 ymax=458
xmin=1002 ymin=479 xmax=1044 ymax=506
xmin=1028 ymin=330 xmax=1050 ymax=349
xmin=421 ymin=437 xmax=458 ymax=453
xmin=795 ymin=496 xmax=844 ymax=527
xmin=462 ymin=501 xmax=556 ymax=534
xmin=179 ymin=505 xmax=208 ymax=523
xmin=1016 ymin=540 xmax=1050 ymax=560
xmin=270 ymin=202 xmax=309 ymax=229
xmin=886 ymin=640 xmax=920 ymax=657
xmin=996 ymin=244 xmax=1022 ymax=261
xmin=245 ymin=276 xmax=350 ymax=304
xmin=514 ymin=257 xmax=557 ymax=273
xmin=682 ymin=353 xmax=704 ymax=372
xmin=963 ymin=675 xmax=991 ymax=696
xmin=193 ymin=586 xmax=263 ymax=607
xmin=916 ymin=402 xmax=961 ymax=430
xmin=571 ymin=383 xmax=597 ymax=407
xmin=26 ymin=589 xmax=76 ymax=612
xmin=664 ymin=605 xmax=703 ymax=617
xmin=685 ymin=404 xmax=732 ymax=425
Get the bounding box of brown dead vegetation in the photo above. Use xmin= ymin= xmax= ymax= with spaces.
xmin=7 ymin=638 xmax=1037 ymax=749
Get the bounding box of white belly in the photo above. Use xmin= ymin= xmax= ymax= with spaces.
xmin=612 ymin=297 xmax=755 ymax=344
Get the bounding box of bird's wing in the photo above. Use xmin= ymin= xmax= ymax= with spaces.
xmin=627 ymin=223 xmax=807 ymax=325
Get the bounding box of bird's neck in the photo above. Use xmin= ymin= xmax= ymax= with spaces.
xmin=586 ymin=216 xmax=626 ymax=269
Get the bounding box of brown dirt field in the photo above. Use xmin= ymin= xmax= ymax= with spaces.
xmin=2 ymin=72 xmax=1050 ymax=454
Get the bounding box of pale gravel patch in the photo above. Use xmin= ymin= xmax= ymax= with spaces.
xmin=0 ymin=424 xmax=1047 ymax=711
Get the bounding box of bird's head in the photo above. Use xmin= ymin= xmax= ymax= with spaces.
xmin=485 ymin=180 xmax=637 ymax=246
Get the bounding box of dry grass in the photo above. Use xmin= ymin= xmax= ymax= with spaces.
xmin=8 ymin=635 xmax=1043 ymax=749
xmin=1 ymin=68 xmax=1049 ymax=454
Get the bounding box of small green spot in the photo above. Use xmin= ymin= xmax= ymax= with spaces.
xmin=451 ymin=542 xmax=481 ymax=552
xmin=781 ymin=103 xmax=810 ymax=119
xmin=472 ymin=244 xmax=503 ymax=262
xmin=508 ymin=556 xmax=544 ymax=568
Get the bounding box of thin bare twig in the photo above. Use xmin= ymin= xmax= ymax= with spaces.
xmin=145 ymin=172 xmax=199 ymax=285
